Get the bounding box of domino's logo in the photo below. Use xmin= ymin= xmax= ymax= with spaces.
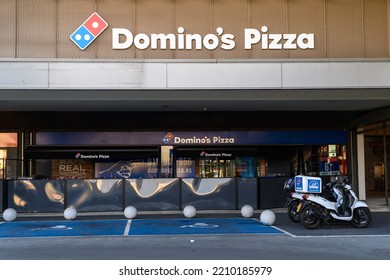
xmin=70 ymin=13 xmax=108 ymax=50
xmin=308 ymin=179 xmax=321 ymax=192
xmin=162 ymin=132 xmax=174 ymax=144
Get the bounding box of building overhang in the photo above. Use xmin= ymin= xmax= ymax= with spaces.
xmin=1 ymin=60 xmax=390 ymax=112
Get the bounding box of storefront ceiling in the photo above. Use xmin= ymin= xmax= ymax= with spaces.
xmin=358 ymin=122 xmax=390 ymax=136
xmin=1 ymin=88 xmax=390 ymax=112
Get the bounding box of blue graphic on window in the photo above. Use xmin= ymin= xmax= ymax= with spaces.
xmin=95 ymin=160 xmax=158 ymax=179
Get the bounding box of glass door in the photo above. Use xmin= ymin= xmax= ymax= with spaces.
xmin=198 ymin=158 xmax=235 ymax=178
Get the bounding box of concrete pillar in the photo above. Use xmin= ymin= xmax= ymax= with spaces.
xmin=357 ymin=133 xmax=366 ymax=200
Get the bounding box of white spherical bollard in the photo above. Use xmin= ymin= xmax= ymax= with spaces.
xmin=3 ymin=208 xmax=17 ymax=222
xmin=260 ymin=210 xmax=276 ymax=226
xmin=124 ymin=206 xmax=137 ymax=219
xmin=183 ymin=205 xmax=196 ymax=218
xmin=241 ymin=204 xmax=254 ymax=218
xmin=64 ymin=207 xmax=77 ymax=220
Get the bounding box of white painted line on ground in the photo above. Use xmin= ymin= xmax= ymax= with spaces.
xmin=292 ymin=234 xmax=390 ymax=238
xmin=263 ymin=226 xmax=390 ymax=238
xmin=251 ymin=218 xmax=295 ymax=236
xmin=271 ymin=225 xmax=297 ymax=237
xmin=123 ymin=220 xmax=132 ymax=236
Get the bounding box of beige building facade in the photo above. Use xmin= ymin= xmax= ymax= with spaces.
xmin=0 ymin=0 xmax=389 ymax=60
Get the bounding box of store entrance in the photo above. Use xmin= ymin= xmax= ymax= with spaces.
xmin=198 ymin=158 xmax=235 ymax=178
xmin=361 ymin=122 xmax=390 ymax=205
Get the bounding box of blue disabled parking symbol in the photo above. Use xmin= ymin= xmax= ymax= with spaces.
xmin=180 ymin=222 xmax=219 ymax=229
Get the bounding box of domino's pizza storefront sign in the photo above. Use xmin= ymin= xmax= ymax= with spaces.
xmin=69 ymin=12 xmax=314 ymax=51
xmin=294 ymin=175 xmax=322 ymax=194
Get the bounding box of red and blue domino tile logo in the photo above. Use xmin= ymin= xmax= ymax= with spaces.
xmin=70 ymin=13 xmax=108 ymax=50
xmin=162 ymin=132 xmax=174 ymax=144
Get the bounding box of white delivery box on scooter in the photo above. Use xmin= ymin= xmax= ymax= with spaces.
xmin=294 ymin=175 xmax=322 ymax=193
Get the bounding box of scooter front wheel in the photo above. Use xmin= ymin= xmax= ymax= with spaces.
xmin=351 ymin=207 xmax=372 ymax=228
xmin=299 ymin=205 xmax=321 ymax=229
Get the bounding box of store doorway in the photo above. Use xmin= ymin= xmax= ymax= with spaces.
xmin=198 ymin=158 xmax=235 ymax=178
xmin=362 ymin=122 xmax=390 ymax=205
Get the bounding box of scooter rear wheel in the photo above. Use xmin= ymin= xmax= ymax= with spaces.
xmin=287 ymin=200 xmax=301 ymax=223
xmin=299 ymin=205 xmax=321 ymax=229
xmin=351 ymin=207 xmax=372 ymax=228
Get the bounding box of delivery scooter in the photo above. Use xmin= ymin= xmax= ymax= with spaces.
xmin=298 ymin=175 xmax=371 ymax=229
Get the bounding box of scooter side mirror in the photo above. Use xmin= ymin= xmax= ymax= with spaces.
xmin=335 ymin=175 xmax=345 ymax=184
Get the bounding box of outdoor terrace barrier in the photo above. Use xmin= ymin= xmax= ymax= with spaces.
xmin=2 ymin=177 xmax=291 ymax=213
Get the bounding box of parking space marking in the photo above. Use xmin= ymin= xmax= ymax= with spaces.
xmin=0 ymin=218 xmax=284 ymax=238
xmin=2 ymin=217 xmax=389 ymax=239
xmin=123 ymin=220 xmax=132 ymax=236
xmin=271 ymin=225 xmax=297 ymax=237
xmin=267 ymin=225 xmax=390 ymax=238
xmin=292 ymin=234 xmax=390 ymax=238
xmin=129 ymin=218 xmax=284 ymax=235
xmin=0 ymin=220 xmax=128 ymax=238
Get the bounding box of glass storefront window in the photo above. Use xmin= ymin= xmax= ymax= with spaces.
xmin=0 ymin=149 xmax=7 ymax=179
xmin=95 ymin=159 xmax=159 ymax=179
xmin=196 ymin=158 xmax=235 ymax=178
xmin=0 ymin=133 xmax=18 ymax=179
xmin=39 ymin=144 xmax=348 ymax=179
xmin=235 ymin=157 xmax=255 ymax=177
xmin=302 ymin=144 xmax=347 ymax=177
xmin=28 ymin=144 xmax=348 ymax=179
xmin=176 ymin=157 xmax=196 ymax=178
xmin=257 ymin=158 xmax=267 ymax=177
xmin=192 ymin=156 xmax=292 ymax=178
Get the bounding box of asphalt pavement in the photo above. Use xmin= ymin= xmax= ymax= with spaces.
xmin=0 ymin=210 xmax=390 ymax=260
xmin=0 ymin=195 xmax=389 ymax=260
